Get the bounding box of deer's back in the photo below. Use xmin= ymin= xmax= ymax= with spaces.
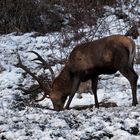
xmin=68 ymin=35 xmax=135 ymax=73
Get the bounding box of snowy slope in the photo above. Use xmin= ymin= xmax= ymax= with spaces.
xmin=0 ymin=33 xmax=140 ymax=140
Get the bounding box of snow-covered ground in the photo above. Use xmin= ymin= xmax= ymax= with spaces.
xmin=0 ymin=33 xmax=140 ymax=140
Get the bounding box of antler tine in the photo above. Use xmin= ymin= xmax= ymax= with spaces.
xmin=29 ymin=51 xmax=55 ymax=81
xmin=35 ymin=93 xmax=47 ymax=102
xmin=29 ymin=51 xmax=46 ymax=65
xmin=17 ymin=87 xmax=31 ymax=95
xmin=17 ymin=86 xmax=50 ymax=101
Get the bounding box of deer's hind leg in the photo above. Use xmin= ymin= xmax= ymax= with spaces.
xmin=119 ymin=66 xmax=138 ymax=106
xmin=91 ymin=76 xmax=99 ymax=108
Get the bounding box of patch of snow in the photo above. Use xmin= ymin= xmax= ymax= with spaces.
xmin=0 ymin=32 xmax=140 ymax=140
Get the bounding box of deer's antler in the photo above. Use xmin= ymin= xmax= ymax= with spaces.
xmin=29 ymin=51 xmax=55 ymax=81
xmin=15 ymin=54 xmax=51 ymax=101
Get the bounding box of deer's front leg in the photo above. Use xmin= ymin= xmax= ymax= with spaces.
xmin=65 ymin=75 xmax=81 ymax=109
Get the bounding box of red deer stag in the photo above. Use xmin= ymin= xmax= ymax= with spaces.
xmin=16 ymin=35 xmax=138 ymax=111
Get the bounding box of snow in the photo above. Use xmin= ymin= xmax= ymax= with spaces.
xmin=0 ymin=33 xmax=140 ymax=140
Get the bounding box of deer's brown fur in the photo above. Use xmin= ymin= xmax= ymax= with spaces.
xmin=17 ymin=35 xmax=138 ymax=111
xmin=49 ymin=35 xmax=138 ymax=111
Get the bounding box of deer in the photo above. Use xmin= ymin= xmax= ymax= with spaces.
xmin=16 ymin=35 xmax=138 ymax=111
